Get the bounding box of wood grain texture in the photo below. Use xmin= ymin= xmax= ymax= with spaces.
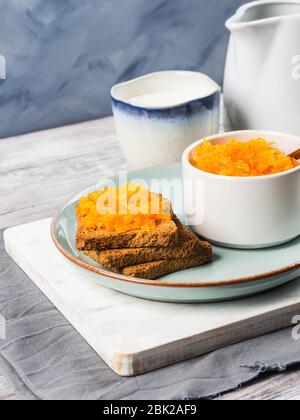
xmin=218 ymin=369 xmax=300 ymax=400
xmin=0 ymin=374 xmax=16 ymax=400
xmin=0 ymin=117 xmax=125 ymax=229
xmin=1 ymin=117 xmax=300 ymax=399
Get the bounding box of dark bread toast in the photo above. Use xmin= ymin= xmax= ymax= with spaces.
xmin=93 ymin=220 xmax=211 ymax=269
xmin=76 ymin=215 xmax=178 ymax=251
xmin=122 ymin=253 xmax=212 ymax=280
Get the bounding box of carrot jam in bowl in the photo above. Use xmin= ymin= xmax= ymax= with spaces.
xmin=189 ymin=138 xmax=299 ymax=177
xmin=182 ymin=130 xmax=300 ymax=249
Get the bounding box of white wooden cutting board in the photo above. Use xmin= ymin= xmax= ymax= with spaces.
xmin=4 ymin=218 xmax=300 ymax=377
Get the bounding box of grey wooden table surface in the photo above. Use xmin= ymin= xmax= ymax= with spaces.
xmin=1 ymin=117 xmax=300 ymax=400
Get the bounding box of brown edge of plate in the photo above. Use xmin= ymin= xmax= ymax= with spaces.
xmin=50 ymin=207 xmax=300 ymax=288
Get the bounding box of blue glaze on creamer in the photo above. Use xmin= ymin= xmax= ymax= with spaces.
xmin=111 ymin=71 xmax=221 ymax=168
xmin=112 ymin=91 xmax=220 ymax=119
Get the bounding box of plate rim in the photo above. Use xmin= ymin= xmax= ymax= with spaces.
xmin=50 ymin=185 xmax=300 ymax=289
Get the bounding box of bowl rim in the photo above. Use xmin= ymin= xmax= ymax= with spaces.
xmin=110 ymin=70 xmax=221 ymax=111
xmin=182 ymin=130 xmax=300 ymax=181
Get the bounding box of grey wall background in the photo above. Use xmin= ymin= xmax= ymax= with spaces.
xmin=0 ymin=0 xmax=248 ymax=138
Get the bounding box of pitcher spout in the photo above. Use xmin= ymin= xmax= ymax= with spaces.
xmin=226 ymin=0 xmax=300 ymax=32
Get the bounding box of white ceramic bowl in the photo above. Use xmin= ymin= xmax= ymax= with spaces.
xmin=182 ymin=130 xmax=300 ymax=249
xmin=111 ymin=71 xmax=220 ymax=169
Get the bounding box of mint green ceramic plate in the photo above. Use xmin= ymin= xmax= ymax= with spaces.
xmin=51 ymin=164 xmax=300 ymax=303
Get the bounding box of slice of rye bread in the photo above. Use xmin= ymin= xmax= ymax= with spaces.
xmin=122 ymin=253 xmax=212 ymax=280
xmin=94 ymin=221 xmax=212 ymax=269
xmin=76 ymin=215 xmax=179 ymax=251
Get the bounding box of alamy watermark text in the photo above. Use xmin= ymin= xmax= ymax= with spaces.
xmin=292 ymin=315 xmax=300 ymax=340
xmin=292 ymin=55 xmax=300 ymax=80
xmin=0 ymin=55 xmax=6 ymax=80
xmin=0 ymin=314 xmax=6 ymax=340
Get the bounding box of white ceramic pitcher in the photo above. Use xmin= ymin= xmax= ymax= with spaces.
xmin=224 ymin=1 xmax=300 ymax=136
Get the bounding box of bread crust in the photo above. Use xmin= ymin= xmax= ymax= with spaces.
xmin=77 ymin=201 xmax=213 ymax=280
xmin=94 ymin=222 xmax=211 ymax=269
xmin=76 ymin=215 xmax=179 ymax=251
xmin=122 ymin=254 xmax=212 ymax=280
